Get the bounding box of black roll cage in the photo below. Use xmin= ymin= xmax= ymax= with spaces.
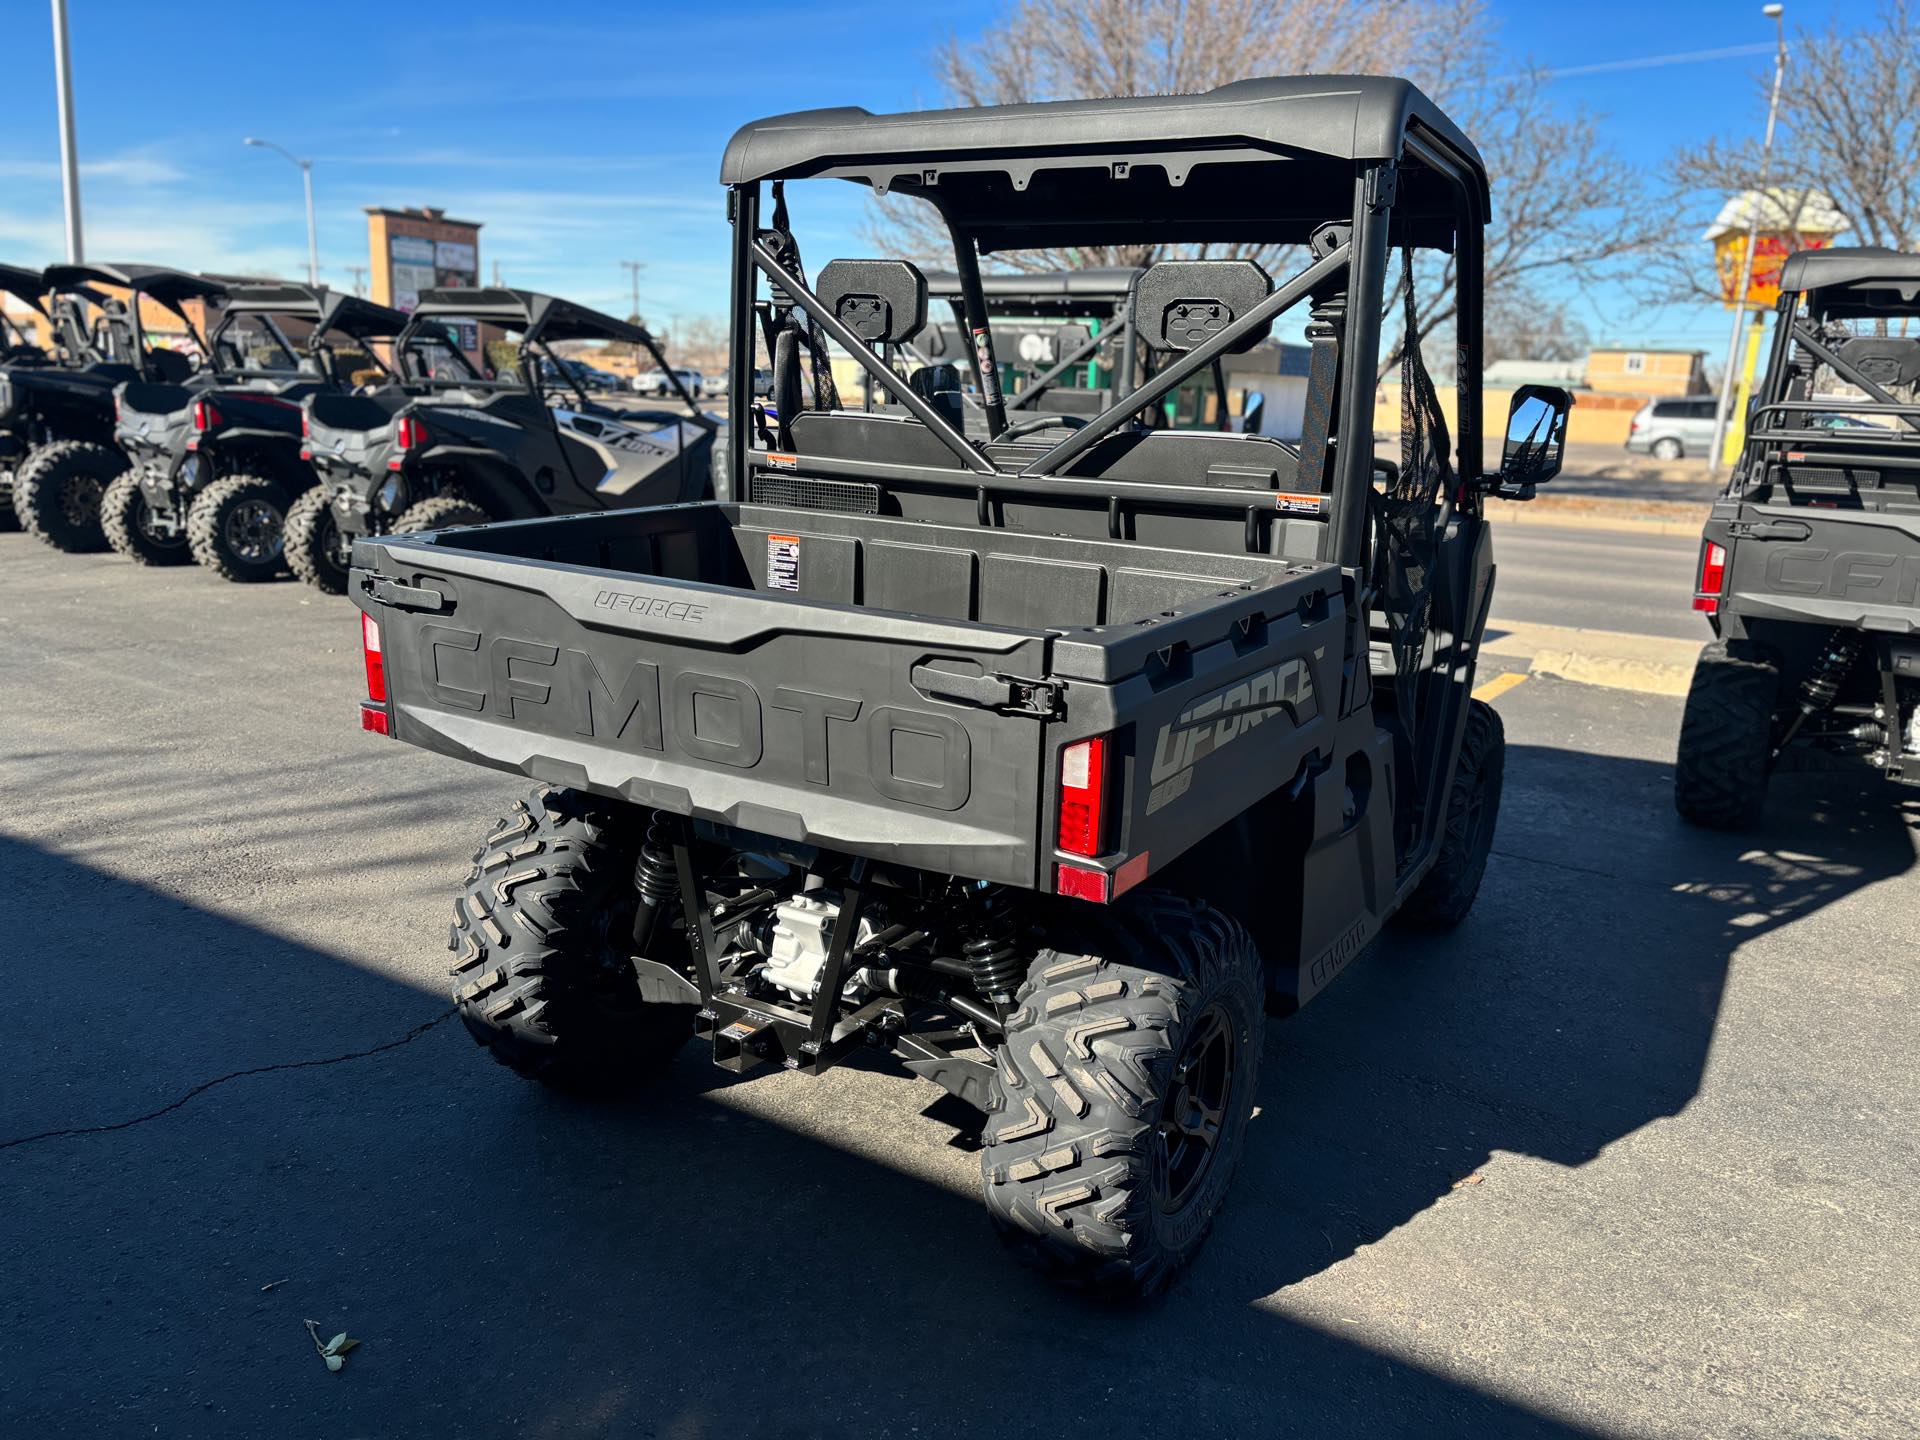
xmin=722 ymin=124 xmax=1487 ymax=571
xmin=392 ymin=289 xmax=710 ymax=422
xmin=1745 ymin=292 xmax=1920 ymax=454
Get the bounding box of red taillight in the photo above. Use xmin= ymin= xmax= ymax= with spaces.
xmin=1057 ymin=735 xmax=1109 ymax=857
xmin=361 ymin=612 xmax=386 ymax=703
xmin=300 ymin=410 xmax=310 ymax=438
xmin=192 ymin=398 xmax=221 ymax=432
xmin=1056 ymin=862 xmax=1111 ymax=903
xmin=1693 ymin=540 xmax=1728 ymax=614
xmin=360 ymin=702 xmax=391 ymax=736
xmin=390 ymin=414 xmax=426 ymax=470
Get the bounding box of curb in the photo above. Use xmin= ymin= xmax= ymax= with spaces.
xmin=1483 ymin=620 xmax=1703 ymax=698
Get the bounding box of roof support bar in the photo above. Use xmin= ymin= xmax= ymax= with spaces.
xmin=1020 ymin=242 xmax=1351 ymax=479
xmin=750 ymin=236 xmax=997 ymax=475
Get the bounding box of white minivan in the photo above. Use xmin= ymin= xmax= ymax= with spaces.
xmin=1624 ymin=396 xmax=1719 ymax=459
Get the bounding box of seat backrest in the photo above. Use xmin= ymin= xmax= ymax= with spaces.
xmin=1833 ymin=336 xmax=1920 ymax=393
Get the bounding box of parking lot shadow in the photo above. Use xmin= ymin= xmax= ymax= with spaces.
xmin=1225 ymin=743 xmax=1916 ymax=1293
xmin=3 ymin=747 xmax=1908 ymax=1439
xmin=3 ymin=833 xmax=1623 ymax=1438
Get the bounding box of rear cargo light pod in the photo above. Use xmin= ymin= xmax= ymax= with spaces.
xmin=1693 ymin=540 xmax=1728 ymax=614
xmin=1057 ymin=736 xmax=1109 ymax=857
xmin=361 ymin=612 xmax=387 ymax=703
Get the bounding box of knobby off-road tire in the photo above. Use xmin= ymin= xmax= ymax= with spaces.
xmin=14 ymin=441 xmax=123 ymax=552
xmin=982 ymin=893 xmax=1265 ymax=1298
xmin=449 ymin=786 xmax=695 ymax=1093
xmin=1674 ymin=639 xmax=1781 ymax=830
xmin=187 ymin=473 xmax=290 ymax=582
xmin=393 ymin=493 xmax=489 ymax=535
xmin=283 ymin=485 xmax=348 ymax=594
xmin=1394 ymin=698 xmax=1506 ymax=930
xmin=100 ymin=470 xmax=191 ymax=566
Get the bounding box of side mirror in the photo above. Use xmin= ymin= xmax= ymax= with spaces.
xmin=1493 ymin=384 xmax=1572 ymax=499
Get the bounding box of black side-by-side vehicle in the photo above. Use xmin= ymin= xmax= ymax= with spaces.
xmin=350 ymin=76 xmax=1571 ymax=1296
xmin=299 ymin=287 xmax=716 ymax=593
xmin=5 ymin=262 xmax=226 ymax=553
xmin=1676 ymin=246 xmax=1920 ymax=826
xmin=110 ymin=283 xmax=416 ymax=583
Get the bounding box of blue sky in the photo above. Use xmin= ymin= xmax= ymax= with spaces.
xmin=0 ymin=0 xmax=1873 ymax=353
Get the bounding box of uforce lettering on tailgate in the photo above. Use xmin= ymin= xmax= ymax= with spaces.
xmin=419 ymin=625 xmax=972 ymax=810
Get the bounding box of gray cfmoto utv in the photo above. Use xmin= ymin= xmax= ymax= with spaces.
xmin=349 ymin=76 xmax=1570 ymax=1297
xmin=1675 ymin=247 xmax=1920 ymax=827
xmin=298 ymin=287 xmax=716 ymax=593
xmin=4 ymin=263 xmax=226 ymax=553
xmin=109 ymin=284 xmax=412 ymax=583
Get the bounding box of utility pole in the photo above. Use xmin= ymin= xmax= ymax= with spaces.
xmin=620 ymin=259 xmax=645 ymax=367
xmin=344 ymin=265 xmax=367 ymax=298
xmin=491 ymin=260 xmax=502 ymax=287
xmin=1708 ymin=3 xmax=1790 ymax=475
xmin=50 ymin=0 xmax=84 ymax=262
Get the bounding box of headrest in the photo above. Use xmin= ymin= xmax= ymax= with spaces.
xmin=816 ymin=260 xmax=928 ymax=345
xmin=1833 ymin=336 xmax=1920 ymax=390
xmin=1136 ymin=259 xmax=1272 ymax=354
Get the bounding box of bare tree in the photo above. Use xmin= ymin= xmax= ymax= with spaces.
xmin=866 ymin=0 xmax=1661 ymax=374
xmin=1484 ymin=287 xmax=1591 ymax=363
xmin=1659 ymin=1 xmax=1920 ymax=303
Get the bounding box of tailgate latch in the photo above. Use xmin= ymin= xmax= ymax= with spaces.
xmin=1726 ymin=518 xmax=1812 ymax=541
xmin=912 ymin=664 xmax=1063 ymax=719
xmin=366 ymin=576 xmax=449 ymax=613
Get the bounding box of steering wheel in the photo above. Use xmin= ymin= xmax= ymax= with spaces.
xmin=998 ymin=412 xmax=1089 ymax=441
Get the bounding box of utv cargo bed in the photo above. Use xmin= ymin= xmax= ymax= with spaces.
xmin=353 ymin=501 xmax=1346 ymax=890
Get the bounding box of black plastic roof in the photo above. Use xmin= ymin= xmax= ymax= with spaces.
xmin=721 ymin=77 xmax=1485 ymax=250
xmin=39 ymin=262 xmax=227 ymax=305
xmin=413 ymin=286 xmax=651 ymax=346
xmin=0 ymin=263 xmax=47 ymax=312
xmin=224 ymin=283 xmax=411 ymax=338
xmin=1780 ymin=246 xmax=1920 ymax=297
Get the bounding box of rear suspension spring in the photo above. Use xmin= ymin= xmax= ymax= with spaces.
xmin=962 ymin=886 xmax=1028 ymax=1006
xmin=1777 ymin=631 xmax=1865 ymax=754
xmin=630 ymin=812 xmax=680 ymax=954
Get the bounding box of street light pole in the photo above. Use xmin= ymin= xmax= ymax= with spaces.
xmin=244 ymin=137 xmax=318 ymax=286
xmin=49 ymin=0 xmax=84 ymax=262
xmin=1708 ymin=4 xmax=1789 ymax=475
xmin=620 ymin=259 xmax=645 ymax=366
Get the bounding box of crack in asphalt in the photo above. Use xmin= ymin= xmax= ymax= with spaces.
xmin=0 ymin=1007 xmax=457 ymax=1155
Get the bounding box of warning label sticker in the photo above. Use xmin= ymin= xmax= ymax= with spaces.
xmin=1275 ymin=491 xmax=1328 ymax=515
xmin=766 ymin=533 xmax=800 ymax=592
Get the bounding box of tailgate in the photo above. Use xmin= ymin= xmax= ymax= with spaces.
xmin=353 ymin=539 xmax=1052 ymax=886
xmin=1715 ymin=502 xmax=1920 ymax=631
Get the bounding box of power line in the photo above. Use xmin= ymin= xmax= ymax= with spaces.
xmin=1503 ymin=41 xmax=1776 ymax=85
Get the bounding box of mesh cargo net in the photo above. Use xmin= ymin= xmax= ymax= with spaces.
xmin=1372 ymin=249 xmax=1453 ymax=701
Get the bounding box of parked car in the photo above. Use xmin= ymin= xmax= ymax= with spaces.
xmin=635 ymin=366 xmax=703 ymax=398
xmin=1624 ymin=395 xmax=1719 ymax=460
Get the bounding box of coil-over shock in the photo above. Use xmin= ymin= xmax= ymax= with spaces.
xmin=629 ymin=811 xmax=681 ymax=956
xmin=961 ymin=884 xmax=1028 ymax=1008
xmin=1776 ymin=630 xmax=1864 ymax=754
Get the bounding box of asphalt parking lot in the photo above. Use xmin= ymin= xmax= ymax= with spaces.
xmin=2 ymin=515 xmax=1917 ymax=1439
